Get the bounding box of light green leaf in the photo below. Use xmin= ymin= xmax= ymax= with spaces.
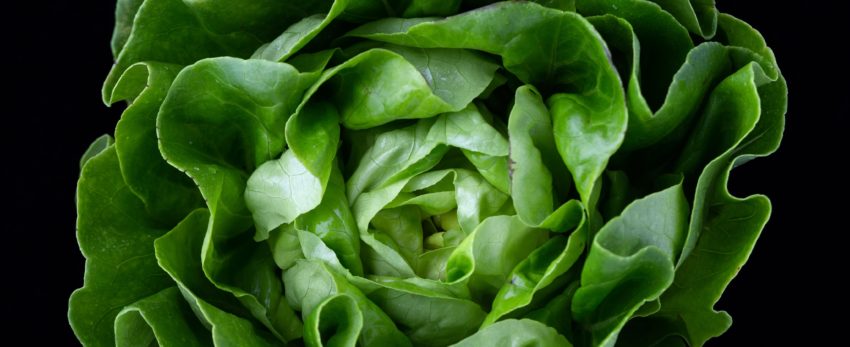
xmin=326 ymin=48 xmax=497 ymax=129
xmin=446 ymin=215 xmax=549 ymax=303
xmin=485 ymin=224 xmax=586 ymax=326
xmin=294 ymin=163 xmax=364 ymax=275
xmin=508 ymin=86 xmax=582 ymax=231
xmin=246 ymin=149 xmax=325 ymax=234
xmin=354 ymin=276 xmax=487 ymax=346
xmin=285 ymin=260 xmax=412 ymax=346
xmin=303 ymin=294 xmax=363 ymax=347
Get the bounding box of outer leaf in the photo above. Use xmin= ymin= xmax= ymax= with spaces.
xmin=572 ymin=184 xmax=689 ymax=347
xmin=450 ymin=319 xmax=572 ymax=347
xmin=647 ymin=0 xmax=717 ymax=38
xmin=253 ymin=0 xmax=349 ymax=62
xmin=577 ymin=0 xmax=693 ymax=110
xmin=114 ymin=287 xmax=211 ymax=347
xmin=155 ymin=210 xmax=289 ymax=346
xmin=104 ymin=0 xmax=328 ymax=102
xmin=79 ymin=134 xmax=113 ymax=169
xmin=158 ymin=57 xmax=314 ymax=342
xmin=640 ymin=16 xmax=787 ymax=346
xmin=675 ymin=15 xmax=782 ymax=264
xmin=69 ymin=147 xmax=173 ymax=347
xmin=112 ymin=62 xmax=203 ymax=224
xmin=110 ymin=0 xmax=143 ymax=57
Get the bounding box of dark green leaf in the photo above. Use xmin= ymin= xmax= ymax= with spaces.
xmin=69 ymin=147 xmax=174 ymax=347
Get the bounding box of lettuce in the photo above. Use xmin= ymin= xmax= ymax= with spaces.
xmin=70 ymin=1 xmax=786 ymax=346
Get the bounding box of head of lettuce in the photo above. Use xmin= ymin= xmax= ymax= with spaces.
xmin=70 ymin=1 xmax=786 ymax=346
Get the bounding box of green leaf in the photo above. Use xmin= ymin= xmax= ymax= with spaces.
xmin=524 ymin=281 xmax=581 ymax=340
xmin=485 ymin=225 xmax=586 ymax=327
xmin=157 ymin=57 xmax=315 ymax=342
xmin=303 ymin=294 xmax=363 ymax=347
xmin=79 ymin=134 xmax=113 ymax=170
xmin=647 ymin=0 xmax=717 ymax=38
xmin=69 ymin=147 xmax=174 ymax=347
xmin=446 ymin=215 xmax=549 ymax=303
xmin=451 ymin=319 xmax=572 ymax=347
xmin=325 ymin=48 xmax=498 ymax=129
xmin=114 ymin=287 xmax=211 ymax=347
xmin=104 ymin=0 xmax=328 ymax=102
xmin=354 ymin=276 xmax=487 ymax=346
xmin=253 ymin=0 xmax=349 ymax=62
xmin=572 ymin=184 xmax=689 ymax=346
xmin=245 ymin=149 xmax=326 ymax=234
xmin=348 ymin=3 xmax=626 ymax=202
xmin=155 ymin=210 xmax=291 ymax=346
xmin=112 ymin=62 xmax=203 ymax=224
xmin=577 ymin=0 xmax=693 ymax=111
xmin=294 ymin=163 xmax=364 ymax=275
xmin=245 ymin=101 xmax=341 ymax=236
xmin=508 ymin=86 xmax=582 ymax=231
xmin=285 ymin=260 xmax=412 ymax=346
xmin=640 ymin=16 xmax=787 ymax=346
xmin=110 ymin=0 xmax=144 ymax=57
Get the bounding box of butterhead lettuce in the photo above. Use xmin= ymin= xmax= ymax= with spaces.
xmin=70 ymin=1 xmax=786 ymax=346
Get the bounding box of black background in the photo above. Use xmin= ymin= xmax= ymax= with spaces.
xmin=7 ymin=1 xmax=847 ymax=345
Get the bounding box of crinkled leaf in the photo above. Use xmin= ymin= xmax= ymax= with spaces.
xmin=284 ymin=260 xmax=412 ymax=346
xmin=158 ymin=57 xmax=315 ymax=342
xmin=104 ymin=0 xmax=328 ymax=102
xmin=572 ymin=184 xmax=689 ymax=346
xmin=485 ymin=224 xmax=586 ymax=326
xmin=154 ymin=210 xmax=292 ymax=346
xmin=303 ymin=294 xmax=363 ymax=347
xmin=114 ymin=287 xmax=211 ymax=347
xmin=69 ymin=147 xmax=174 ymax=347
xmin=446 ymin=215 xmax=549 ymax=303
xmin=348 ymin=2 xmax=626 ymax=202
xmin=112 ymin=62 xmax=203 ymax=224
xmin=508 ymin=86 xmax=582 ymax=231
